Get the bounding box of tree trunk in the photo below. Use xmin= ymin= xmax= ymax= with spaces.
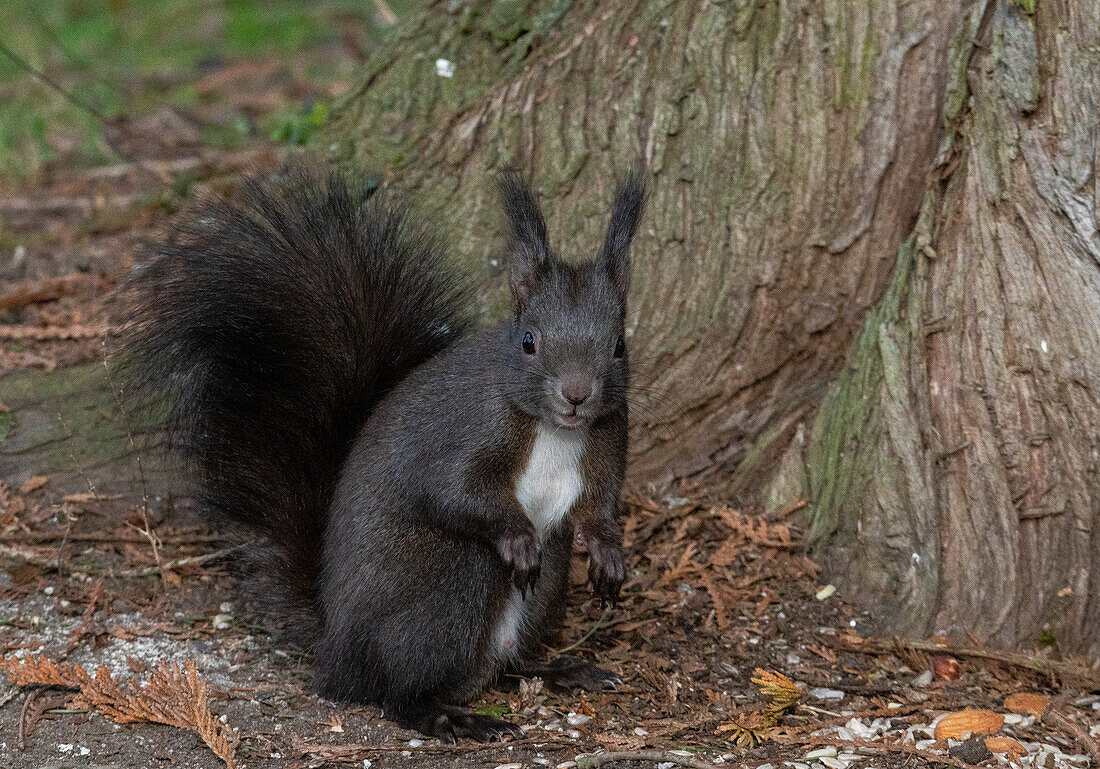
xmin=807 ymin=0 xmax=1100 ymax=657
xmin=326 ymin=0 xmax=1100 ymax=655
xmin=327 ymin=0 xmax=961 ymax=483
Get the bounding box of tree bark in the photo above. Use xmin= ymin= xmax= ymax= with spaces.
xmin=326 ymin=0 xmax=1100 ymax=655
xmin=807 ymin=0 xmax=1100 ymax=657
xmin=327 ymin=0 xmax=962 ymax=483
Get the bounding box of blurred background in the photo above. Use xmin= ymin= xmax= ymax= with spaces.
xmin=0 ymin=0 xmax=423 ymax=183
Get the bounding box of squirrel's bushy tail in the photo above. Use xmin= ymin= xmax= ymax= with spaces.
xmin=116 ymin=165 xmax=468 ymax=633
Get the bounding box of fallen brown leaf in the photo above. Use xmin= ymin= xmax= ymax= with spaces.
xmin=19 ymin=476 xmax=48 ymax=495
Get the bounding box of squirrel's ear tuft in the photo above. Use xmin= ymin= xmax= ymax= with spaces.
xmin=498 ymin=170 xmax=553 ymax=312
xmin=599 ymin=169 xmax=646 ymax=300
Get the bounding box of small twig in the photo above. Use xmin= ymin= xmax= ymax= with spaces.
xmin=103 ymin=358 xmax=164 ymax=586
xmin=1 ymin=532 xmax=228 ymax=545
xmin=834 ymin=636 xmax=1100 ymax=690
xmin=0 ymin=39 xmax=106 ymax=121
xmin=290 ymin=733 xmax=571 ymax=765
xmin=1042 ymin=701 xmax=1100 ymax=767
xmin=65 ymin=579 xmax=105 ymax=654
xmin=553 ymin=605 xmax=613 ymax=655
xmin=0 ymin=543 xmax=239 ymax=578
xmin=774 ymin=735 xmax=969 ymax=769
xmin=576 ymin=750 xmax=722 ymax=769
xmin=81 ymin=148 xmax=270 ymax=181
xmin=110 ymin=546 xmax=242 ymax=578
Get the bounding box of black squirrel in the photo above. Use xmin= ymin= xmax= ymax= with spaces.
xmin=118 ymin=164 xmax=646 ymax=742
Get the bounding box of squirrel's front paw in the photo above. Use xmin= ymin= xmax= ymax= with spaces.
xmin=585 ymin=536 xmax=624 ymax=607
xmin=495 ymin=525 xmax=541 ymax=596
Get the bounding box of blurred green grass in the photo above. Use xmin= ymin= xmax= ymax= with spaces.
xmin=0 ymin=0 xmax=420 ymax=183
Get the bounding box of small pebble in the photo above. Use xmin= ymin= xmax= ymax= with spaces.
xmin=408 ymin=739 xmax=423 ymax=747
xmin=815 ymin=584 xmax=836 ymax=600
xmin=634 ymin=726 xmax=649 ymax=736
xmin=912 ymin=670 xmax=934 ymax=687
xmin=805 ymin=747 xmax=837 ymax=759
xmin=435 ymin=58 xmax=455 ymax=77
xmin=566 ymin=713 xmax=592 ymax=726
xmin=810 ymin=687 xmax=845 ymax=701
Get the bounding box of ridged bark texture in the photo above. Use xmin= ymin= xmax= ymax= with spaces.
xmin=808 ymin=0 xmax=1100 ymax=656
xmin=326 ymin=0 xmax=961 ymax=483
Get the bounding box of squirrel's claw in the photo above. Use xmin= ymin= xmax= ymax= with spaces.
xmin=498 ymin=525 xmax=541 ymax=598
xmin=586 ymin=535 xmax=625 ymax=607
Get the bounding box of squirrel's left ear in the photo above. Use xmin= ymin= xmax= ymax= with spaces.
xmin=498 ymin=170 xmax=553 ymax=313
xmin=598 ymin=170 xmax=646 ymax=300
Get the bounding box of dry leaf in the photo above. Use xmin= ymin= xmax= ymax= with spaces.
xmin=1005 ymin=693 xmax=1049 ymax=719
xmin=934 ymin=709 xmax=1005 ymax=740
xmin=67 ymin=579 xmax=105 ymax=652
xmin=986 ymin=737 xmax=1028 ymax=757
xmin=717 ymin=669 xmax=803 ymax=748
xmin=19 ymin=476 xmax=48 ymax=494
xmin=0 ymin=481 xmax=27 ymax=518
xmin=0 ymin=654 xmax=237 ymax=768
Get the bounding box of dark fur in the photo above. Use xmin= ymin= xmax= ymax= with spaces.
xmin=117 ymin=164 xmax=646 ymax=741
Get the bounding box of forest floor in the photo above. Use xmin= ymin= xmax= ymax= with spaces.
xmin=2 ymin=14 xmax=1100 ymax=769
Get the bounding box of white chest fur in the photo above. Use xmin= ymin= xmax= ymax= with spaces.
xmin=491 ymin=425 xmax=586 ymax=661
xmin=515 ymin=424 xmax=586 ymax=537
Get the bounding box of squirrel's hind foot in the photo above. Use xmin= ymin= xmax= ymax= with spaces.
xmin=416 ymin=703 xmax=525 ymax=744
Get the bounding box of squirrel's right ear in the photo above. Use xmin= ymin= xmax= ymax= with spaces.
xmin=598 ymin=170 xmax=646 ymax=300
xmin=498 ymin=170 xmax=552 ymax=312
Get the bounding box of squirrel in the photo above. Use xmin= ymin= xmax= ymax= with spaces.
xmin=117 ymin=163 xmax=646 ymax=742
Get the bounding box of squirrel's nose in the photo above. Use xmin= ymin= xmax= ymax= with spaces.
xmin=562 ymin=382 xmax=592 ymax=406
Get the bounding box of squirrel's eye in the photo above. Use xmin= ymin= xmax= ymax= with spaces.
xmin=614 ymin=336 xmax=626 ymax=359
xmin=522 ymin=331 xmax=537 ymax=355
